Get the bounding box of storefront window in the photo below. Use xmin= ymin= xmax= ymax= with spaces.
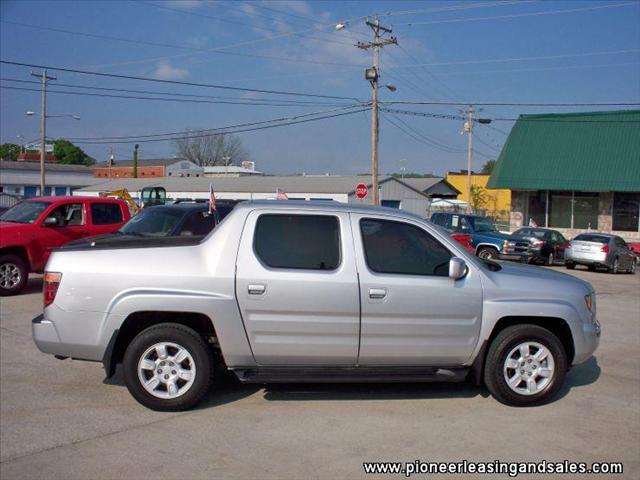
xmin=573 ymin=192 xmax=599 ymax=229
xmin=613 ymin=192 xmax=640 ymax=232
xmin=549 ymin=191 xmax=572 ymax=228
xmin=525 ymin=191 xmax=547 ymax=227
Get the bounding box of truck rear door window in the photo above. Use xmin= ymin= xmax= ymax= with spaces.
xmin=254 ymin=214 xmax=340 ymax=270
xmin=91 ymin=203 xmax=123 ymax=225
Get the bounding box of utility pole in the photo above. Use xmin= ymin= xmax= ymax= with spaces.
xmin=133 ymin=144 xmax=139 ymax=178
xmin=464 ymin=105 xmax=474 ymax=213
xmin=109 ymin=146 xmax=114 ymax=180
xmin=357 ymin=16 xmax=397 ymax=206
xmin=30 ymin=70 xmax=56 ymax=195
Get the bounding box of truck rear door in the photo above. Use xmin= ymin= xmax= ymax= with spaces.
xmin=235 ymin=209 xmax=359 ymax=365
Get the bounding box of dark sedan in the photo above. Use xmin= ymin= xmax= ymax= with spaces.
xmin=513 ymin=227 xmax=569 ymax=266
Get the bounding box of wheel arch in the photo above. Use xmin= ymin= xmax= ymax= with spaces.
xmin=0 ymin=246 xmax=32 ymax=270
xmin=475 ymin=243 xmax=501 ymax=256
xmin=103 ymin=311 xmax=218 ymax=377
xmin=470 ymin=315 xmax=575 ymax=385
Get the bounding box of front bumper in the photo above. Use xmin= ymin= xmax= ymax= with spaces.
xmin=497 ymin=252 xmax=532 ymax=263
xmin=573 ymin=316 xmax=601 ymax=364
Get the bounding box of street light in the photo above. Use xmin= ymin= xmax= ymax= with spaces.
xmin=25 ymin=109 xmax=81 ymax=195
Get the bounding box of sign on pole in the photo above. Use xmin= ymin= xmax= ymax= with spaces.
xmin=355 ymin=183 xmax=368 ymax=200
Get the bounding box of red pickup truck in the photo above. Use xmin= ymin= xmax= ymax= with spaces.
xmin=0 ymin=196 xmax=130 ymax=295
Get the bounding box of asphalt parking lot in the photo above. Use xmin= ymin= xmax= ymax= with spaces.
xmin=1 ymin=267 xmax=638 ymax=479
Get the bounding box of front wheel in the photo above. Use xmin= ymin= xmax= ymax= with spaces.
xmin=484 ymin=325 xmax=567 ymax=407
xmin=565 ymin=262 xmax=575 ymax=270
xmin=123 ymin=323 xmax=214 ymax=411
xmin=477 ymin=247 xmax=499 ymax=261
xmin=0 ymin=254 xmax=29 ymax=296
xmin=609 ymin=257 xmax=619 ymax=274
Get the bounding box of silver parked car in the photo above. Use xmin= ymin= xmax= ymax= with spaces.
xmin=566 ymin=233 xmax=636 ymax=274
xmin=33 ymin=201 xmax=600 ymax=411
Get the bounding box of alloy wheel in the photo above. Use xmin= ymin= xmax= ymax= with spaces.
xmin=503 ymin=341 xmax=555 ymax=396
xmin=0 ymin=263 xmax=21 ymax=289
xmin=137 ymin=342 xmax=196 ymax=399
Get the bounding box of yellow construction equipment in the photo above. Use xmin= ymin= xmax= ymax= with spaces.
xmin=98 ymin=186 xmax=167 ymax=215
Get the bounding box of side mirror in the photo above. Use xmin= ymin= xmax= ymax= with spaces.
xmin=449 ymin=257 xmax=467 ymax=280
xmin=42 ymin=217 xmax=58 ymax=227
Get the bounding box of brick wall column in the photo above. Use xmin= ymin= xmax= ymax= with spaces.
xmin=598 ymin=192 xmax=613 ymax=232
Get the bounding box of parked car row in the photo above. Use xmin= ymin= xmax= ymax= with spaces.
xmin=431 ymin=212 xmax=636 ymax=274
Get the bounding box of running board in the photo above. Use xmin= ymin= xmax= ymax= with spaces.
xmin=232 ymin=366 xmax=469 ymax=384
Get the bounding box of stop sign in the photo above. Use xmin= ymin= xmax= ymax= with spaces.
xmin=355 ymin=183 xmax=368 ymax=199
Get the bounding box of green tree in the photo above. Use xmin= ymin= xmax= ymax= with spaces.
xmin=53 ymin=139 xmax=93 ymax=165
xmin=480 ymin=160 xmax=496 ymax=174
xmin=470 ymin=184 xmax=488 ymax=211
xmin=0 ymin=143 xmax=21 ymax=161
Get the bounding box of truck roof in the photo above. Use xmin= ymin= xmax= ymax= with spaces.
xmin=233 ymin=200 xmax=427 ymax=222
xmin=23 ymin=196 xmax=125 ymax=204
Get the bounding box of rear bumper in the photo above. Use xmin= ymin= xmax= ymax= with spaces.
xmin=32 ymin=313 xmax=104 ymax=361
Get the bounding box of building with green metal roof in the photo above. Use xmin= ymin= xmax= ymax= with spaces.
xmin=487 ymin=110 xmax=640 ymax=238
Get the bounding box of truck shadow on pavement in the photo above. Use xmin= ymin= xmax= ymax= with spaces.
xmin=104 ymin=357 xmax=601 ymax=408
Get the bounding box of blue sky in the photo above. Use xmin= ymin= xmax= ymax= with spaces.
xmin=1 ymin=0 xmax=639 ymax=175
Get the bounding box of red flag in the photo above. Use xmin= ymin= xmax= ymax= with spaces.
xmin=209 ymin=183 xmax=217 ymax=213
xmin=276 ymin=188 xmax=288 ymax=200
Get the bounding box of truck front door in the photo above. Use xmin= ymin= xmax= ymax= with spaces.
xmin=235 ymin=210 xmax=359 ymax=365
xmin=352 ymin=214 xmax=483 ymax=366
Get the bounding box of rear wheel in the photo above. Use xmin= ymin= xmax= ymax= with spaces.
xmin=610 ymin=257 xmax=619 ymax=274
xmin=477 ymin=247 xmax=499 ymax=261
xmin=0 ymin=254 xmax=28 ymax=296
xmin=484 ymin=324 xmax=567 ymax=407
xmin=565 ymin=262 xmax=575 ymax=270
xmin=123 ymin=323 xmax=214 ymax=411
xmin=588 ymin=265 xmax=596 ymax=272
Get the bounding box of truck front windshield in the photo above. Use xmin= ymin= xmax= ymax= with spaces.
xmin=120 ymin=208 xmax=184 ymax=237
xmin=471 ymin=217 xmax=498 ymax=233
xmin=0 ymin=201 xmax=52 ymax=223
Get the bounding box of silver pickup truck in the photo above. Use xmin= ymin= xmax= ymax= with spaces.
xmin=33 ymin=201 xmax=600 ymax=411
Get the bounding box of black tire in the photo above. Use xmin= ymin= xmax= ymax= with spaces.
xmin=609 ymin=258 xmax=619 ymax=274
xmin=547 ymin=253 xmax=554 ymax=266
xmin=588 ymin=265 xmax=596 ymax=272
xmin=565 ymin=262 xmax=575 ymax=270
xmin=123 ymin=323 xmax=214 ymax=411
xmin=0 ymin=254 xmax=29 ymax=296
xmin=484 ymin=324 xmax=567 ymax=407
xmin=628 ymin=261 xmax=636 ymax=275
xmin=477 ymin=247 xmax=499 ymax=261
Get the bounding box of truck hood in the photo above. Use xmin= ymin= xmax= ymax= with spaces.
xmin=475 ymin=230 xmax=526 ymax=242
xmin=486 ymin=261 xmax=593 ymax=296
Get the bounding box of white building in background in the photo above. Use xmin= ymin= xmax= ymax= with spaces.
xmin=203 ymin=165 xmax=263 ymax=177
xmin=74 ymin=175 xmax=459 ymax=217
xmin=0 ymin=160 xmax=101 ymax=197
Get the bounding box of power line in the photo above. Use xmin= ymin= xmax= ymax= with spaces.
xmin=68 ymin=107 xmax=371 ymax=145
xmin=387 ymin=113 xmax=467 ymax=153
xmin=388 ymin=48 xmax=640 ymax=69
xmin=139 ymin=1 xmax=356 ymax=48
xmin=0 ymin=77 xmax=354 ymax=106
xmin=0 ymin=84 xmax=357 ymax=107
xmin=383 ymin=1 xmax=534 ymax=18
xmin=64 ymin=105 xmax=370 ymax=141
xmin=380 ymin=100 xmax=640 ymax=107
xmin=0 ymin=60 xmax=363 ymax=101
xmin=400 ymin=2 xmax=637 ymax=26
xmin=0 ymin=20 xmax=363 ymax=68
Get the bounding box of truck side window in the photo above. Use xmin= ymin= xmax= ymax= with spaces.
xmin=254 ymin=214 xmax=340 ymax=270
xmin=46 ymin=203 xmax=84 ymax=227
xmin=91 ymin=203 xmax=123 ymax=225
xmin=360 ymin=218 xmax=452 ymax=277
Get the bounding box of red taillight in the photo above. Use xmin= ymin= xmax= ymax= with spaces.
xmin=601 ymin=245 xmax=609 ymax=253
xmin=43 ymin=272 xmax=62 ymax=307
xmin=564 ymin=242 xmax=571 ymax=249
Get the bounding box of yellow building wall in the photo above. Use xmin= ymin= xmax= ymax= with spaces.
xmin=446 ymin=174 xmax=512 ymax=219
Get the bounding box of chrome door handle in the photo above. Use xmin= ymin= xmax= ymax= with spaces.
xmin=369 ymin=288 xmax=387 ymax=299
xmin=248 ymin=284 xmax=266 ymax=295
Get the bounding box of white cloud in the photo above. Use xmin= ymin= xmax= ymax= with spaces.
xmin=153 ymin=61 xmax=190 ymax=80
